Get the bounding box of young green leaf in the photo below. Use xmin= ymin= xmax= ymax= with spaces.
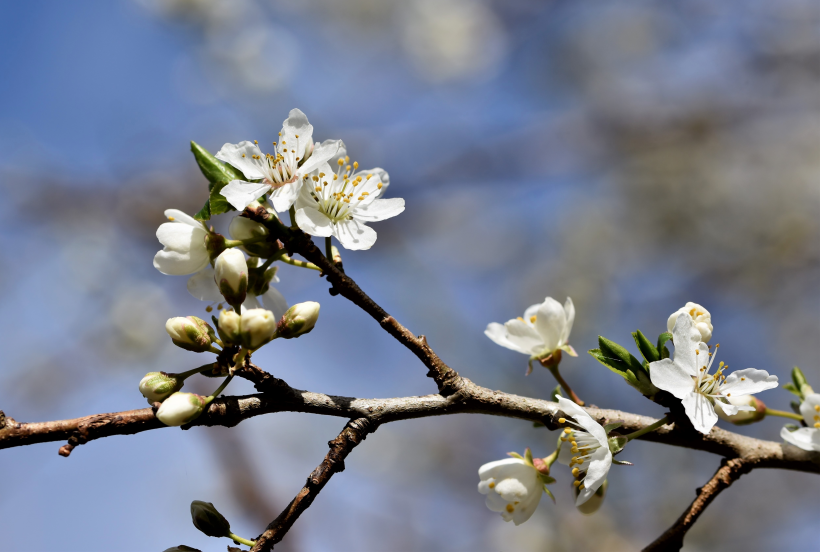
xmin=632 ymin=330 xmax=660 ymax=363
xmin=657 ymin=332 xmax=672 ymax=360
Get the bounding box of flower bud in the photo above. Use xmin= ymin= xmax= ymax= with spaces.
xmin=156 ymin=392 xmax=207 ymax=426
xmin=575 ymin=479 xmax=607 ymax=514
xmin=139 ymin=372 xmax=183 ymax=404
xmin=667 ymin=302 xmax=712 ymax=343
xmin=240 ymin=308 xmax=277 ymax=349
xmin=532 ymin=457 xmax=550 ymax=475
xmin=214 ymin=249 xmax=248 ymax=306
xmin=717 ymin=395 xmax=767 ymax=425
xmin=276 ymin=301 xmax=320 ymax=339
xmin=165 ymin=316 xmax=216 ymax=352
xmin=229 ymin=216 xmax=268 ymax=242
xmin=190 ymin=500 xmax=231 ymax=538
xmin=217 ymin=310 xmax=242 ymax=346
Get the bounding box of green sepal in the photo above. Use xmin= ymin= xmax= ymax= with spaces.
xmin=538 ymin=473 xmax=556 ymax=486
xmin=657 ymin=332 xmax=672 ymax=360
xmin=524 ymin=448 xmax=534 ymax=466
xmin=543 ymin=485 xmax=556 ymax=504
xmin=791 ymin=367 xmax=814 ymax=398
xmin=607 ymin=436 xmax=628 ymax=455
xmin=784 ymin=424 xmax=800 ymax=432
xmin=603 ymin=422 xmax=623 ymax=434
xmin=549 ymin=384 xmax=563 ymax=403
xmin=612 ymin=459 xmax=634 ymax=466
xmin=632 ymin=330 xmax=660 ymax=363
xmin=791 ymin=400 xmax=802 ymax=415
xmin=507 ymin=452 xmax=524 ymax=460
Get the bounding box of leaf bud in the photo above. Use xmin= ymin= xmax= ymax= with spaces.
xmin=276 ymin=301 xmax=320 ymax=339
xmin=165 ymin=316 xmax=216 ymax=352
xmin=214 ymin=249 xmax=248 ymax=306
xmin=139 ymin=372 xmax=183 ymax=404
xmin=575 ymin=479 xmax=607 ymax=514
xmin=156 ymin=392 xmax=207 ymax=426
xmin=217 ymin=310 xmax=242 ymax=346
xmin=240 ymin=308 xmax=277 ymax=350
xmin=190 ymin=500 xmax=231 ymax=538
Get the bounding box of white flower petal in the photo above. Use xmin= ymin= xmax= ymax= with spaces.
xmin=478 ymin=458 xmax=528 ymax=480
xmin=503 ymin=319 xmax=545 ymax=356
xmin=799 ymin=394 xmax=820 ymax=426
xmin=300 ymin=139 xmax=342 ymax=175
xmin=557 ymin=397 xmax=608 ymax=445
xmin=261 ymin=286 xmax=289 ymax=320
xmin=720 ymin=368 xmax=778 ymax=396
xmin=164 ymin=209 xmax=202 ymax=228
xmin=295 ymin=207 xmax=333 ymax=237
xmin=153 ymin=224 xmax=209 ymax=275
xmin=241 ymin=295 xmax=262 ymax=312
xmin=512 ymin=490 xmax=541 ymax=525
xmin=484 ymin=491 xmax=509 ymax=512
xmin=781 ymin=427 xmax=820 ymax=452
xmin=333 ymin=218 xmax=378 ymax=250
xmin=215 ymin=141 xmax=267 ymax=180
xmin=534 ymin=298 xmax=566 ymax=352
xmin=522 ymin=303 xmax=541 ymax=322
xmin=269 ymin=180 xmax=301 ymax=212
xmin=220 ymin=180 xmax=271 ymax=211
xmin=494 ymin=478 xmax=529 ymax=502
xmin=575 ymin=446 xmax=612 ymax=506
xmin=352 ymin=198 xmax=405 ymax=222
xmin=649 ymin=358 xmax=695 ymax=400
xmin=561 ymin=297 xmax=575 ymax=346
xmin=186 ymin=267 xmax=223 ymax=301
xmin=669 ymin=314 xmax=703 ymax=375
xmin=681 ymin=391 xmax=718 ymax=434
xmin=484 ymin=322 xmax=532 ymax=355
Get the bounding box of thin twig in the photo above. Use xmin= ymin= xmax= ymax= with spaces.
xmin=250 ymin=418 xmax=376 ymax=551
xmin=642 ymin=458 xmax=752 ymax=551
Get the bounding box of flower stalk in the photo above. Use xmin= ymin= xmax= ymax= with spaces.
xmin=764 ymin=408 xmax=803 ymax=421
xmin=543 ymin=361 xmax=584 ymax=406
xmin=624 ymin=416 xmax=670 ymax=441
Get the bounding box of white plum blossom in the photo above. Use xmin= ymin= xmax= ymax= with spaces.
xmin=667 ymin=302 xmax=713 ymax=343
xmin=556 ymin=397 xmax=612 ymax=506
xmin=781 ymin=394 xmax=820 ymax=452
xmin=294 ymin=161 xmax=404 ymax=250
xmin=187 ymin=266 xmax=288 ymax=319
xmin=153 ymin=209 xmax=210 ymax=276
xmin=477 ymin=458 xmax=542 ymax=525
xmin=485 ymin=297 xmax=576 ymax=371
xmin=217 ymin=109 xmax=342 ymax=212
xmin=649 ymin=313 xmax=778 ymax=434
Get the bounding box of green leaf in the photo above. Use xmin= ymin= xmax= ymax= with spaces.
xmin=632 ymin=330 xmax=660 ymax=363
xmin=194 ymin=198 xmax=211 ymax=222
xmin=657 ymin=332 xmax=672 ymax=359
xmin=207 ymin=181 xmax=235 ymax=218
xmin=598 ymin=336 xmax=645 ymax=375
xmin=603 ymin=422 xmax=623 ymax=434
xmin=783 ymin=382 xmax=803 ymax=399
xmin=588 ymin=344 xmax=659 ymax=398
xmin=191 ymin=141 xmax=245 ymax=186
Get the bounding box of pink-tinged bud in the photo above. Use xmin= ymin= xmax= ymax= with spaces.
xmin=139 ymin=372 xmax=183 ymax=404
xmin=214 ymin=249 xmax=248 ymax=306
xmin=165 ymin=316 xmax=215 ymax=352
xmin=532 ymin=457 xmax=550 ymax=475
xmin=156 ymin=392 xmax=207 ymax=426
xmin=276 ymin=301 xmax=320 ymax=339
xmin=717 ymin=395 xmax=767 ymax=425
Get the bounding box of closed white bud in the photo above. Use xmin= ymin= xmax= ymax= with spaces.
xmin=218 ymin=310 xmax=242 ymax=345
xmin=276 ymin=301 xmax=320 ymax=339
xmin=165 ymin=316 xmax=215 ymax=352
xmin=229 ymin=216 xmax=268 ymax=242
xmin=214 ymin=249 xmax=248 ymax=306
xmin=667 ymin=302 xmax=712 ymax=343
xmin=155 ymin=392 xmax=207 ymax=426
xmin=240 ymin=308 xmax=277 ymax=350
xmin=139 ymin=372 xmax=183 ymax=404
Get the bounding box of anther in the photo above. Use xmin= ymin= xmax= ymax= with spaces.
xmin=573 ymin=481 xmax=581 ymax=487
xmin=558 ymin=418 xmax=566 ymax=424
xmin=563 ymin=428 xmax=572 ymax=434
xmin=529 ymin=316 xmax=537 ymax=323
xmin=488 ymin=482 xmax=495 ymax=489
xmin=505 ymin=504 xmax=514 ymax=513
xmin=572 ymin=468 xmax=579 ymax=477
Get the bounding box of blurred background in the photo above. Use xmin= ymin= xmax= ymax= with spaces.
xmin=0 ymin=0 xmax=818 ymax=550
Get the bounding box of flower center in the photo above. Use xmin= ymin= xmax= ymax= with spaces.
xmin=306 ymin=157 xmax=384 ymax=224
xmin=694 ymin=345 xmax=728 ymax=398
xmin=560 ymin=424 xmax=602 ymax=491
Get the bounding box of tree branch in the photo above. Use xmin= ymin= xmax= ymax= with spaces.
xmin=642 ymin=458 xmax=752 ymax=551
xmin=249 ymin=418 xmax=376 ymax=551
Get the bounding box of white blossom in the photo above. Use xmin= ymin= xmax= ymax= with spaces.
xmin=556 ymin=397 xmax=612 ymax=506
xmin=294 ymin=160 xmax=404 ymax=250
xmin=217 ymin=109 xmax=342 ymax=212
xmin=667 ymin=302 xmax=713 ymax=343
xmin=649 ymin=313 xmax=778 ymax=434
xmin=153 ymin=209 xmax=210 ymax=276
xmin=485 ymin=297 xmax=577 ymax=362
xmin=477 ymin=458 xmax=542 ymax=525
xmin=781 ymin=393 xmax=820 ymax=452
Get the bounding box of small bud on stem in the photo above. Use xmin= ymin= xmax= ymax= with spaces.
xmin=165 ymin=316 xmax=217 ymax=353
xmin=276 ymin=301 xmax=321 ymax=339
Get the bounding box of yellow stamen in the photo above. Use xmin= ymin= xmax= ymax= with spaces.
xmin=167 ymin=216 xmax=175 ymax=221
xmin=563 ymin=428 xmax=571 ymax=434
xmin=488 ymin=482 xmax=495 ymax=489
xmin=572 ymin=468 xmax=579 ymax=477
xmin=558 ymin=418 xmax=566 ymax=424
xmin=505 ymin=504 xmax=514 ymax=513
xmin=573 ymin=481 xmax=581 ymax=487
xmin=529 ymin=316 xmax=537 ymax=323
